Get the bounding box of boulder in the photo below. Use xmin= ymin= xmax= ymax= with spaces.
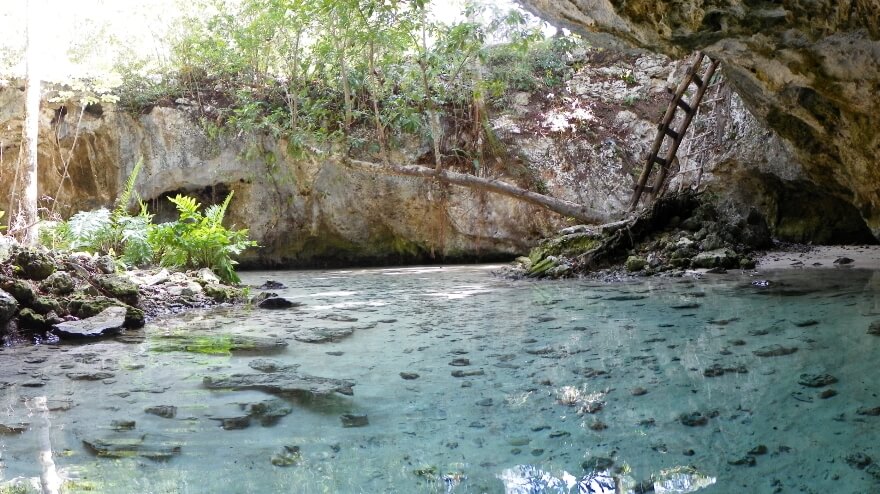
xmin=13 ymin=249 xmax=56 ymax=280
xmin=624 ymin=256 xmax=646 ymax=272
xmin=692 ymin=249 xmax=739 ymax=269
xmin=95 ymin=274 xmax=139 ymax=305
xmin=0 ymin=288 xmax=17 ymax=324
xmin=52 ymin=306 xmax=127 ymax=339
xmin=41 ymin=271 xmax=75 ymax=295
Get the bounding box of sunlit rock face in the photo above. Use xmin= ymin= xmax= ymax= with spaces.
xmin=0 ymin=84 xmax=562 ymax=267
xmin=519 ymin=0 xmax=880 ymax=240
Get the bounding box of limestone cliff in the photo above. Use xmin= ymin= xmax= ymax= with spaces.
xmin=519 ymin=0 xmax=880 ymax=241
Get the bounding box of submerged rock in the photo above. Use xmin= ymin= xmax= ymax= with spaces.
xmin=52 ymin=306 xmax=127 ymax=339
xmin=753 ymin=345 xmax=798 ymax=357
xmin=203 ymin=361 xmax=355 ymax=397
xmin=82 ymin=433 xmax=182 ymax=459
xmin=270 ymin=445 xmax=302 ymax=466
xmin=340 ymin=413 xmax=369 ymax=427
xmin=145 ymin=405 xmax=177 ymax=419
xmin=868 ymin=321 xmax=880 ymax=336
xmin=151 ymin=333 xmax=288 ymax=355
xmin=798 ymin=373 xmax=838 ymax=388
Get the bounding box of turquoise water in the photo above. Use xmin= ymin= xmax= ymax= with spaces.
xmin=1 ymin=265 xmax=879 ymax=493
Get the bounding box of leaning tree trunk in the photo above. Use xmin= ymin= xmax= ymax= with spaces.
xmin=343 ymin=158 xmax=613 ymax=225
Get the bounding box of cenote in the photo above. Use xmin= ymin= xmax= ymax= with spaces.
xmin=1 ymin=265 xmax=878 ymax=493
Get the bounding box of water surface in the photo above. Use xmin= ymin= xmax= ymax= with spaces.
xmin=1 ymin=265 xmax=879 ymax=493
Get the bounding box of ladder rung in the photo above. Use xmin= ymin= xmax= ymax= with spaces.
xmin=664 ymin=128 xmax=680 ymax=140
xmin=692 ymin=74 xmax=704 ymax=87
xmin=676 ymin=99 xmax=692 ymax=114
xmin=653 ymin=156 xmax=667 ymax=167
xmin=632 ymin=184 xmax=655 ymax=192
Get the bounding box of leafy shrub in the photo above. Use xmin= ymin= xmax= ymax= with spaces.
xmin=149 ymin=191 xmax=256 ymax=284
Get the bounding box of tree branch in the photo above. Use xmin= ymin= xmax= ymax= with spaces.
xmin=343 ymin=157 xmax=614 ymax=224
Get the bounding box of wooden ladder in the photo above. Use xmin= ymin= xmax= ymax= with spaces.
xmin=629 ymin=52 xmax=720 ymax=211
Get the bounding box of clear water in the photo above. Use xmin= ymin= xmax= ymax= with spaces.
xmin=1 ymin=265 xmax=879 ymax=493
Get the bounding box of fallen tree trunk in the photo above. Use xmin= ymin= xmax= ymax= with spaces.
xmin=344 ymin=158 xmax=614 ymax=224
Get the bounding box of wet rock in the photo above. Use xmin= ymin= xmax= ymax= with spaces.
xmin=270 ymin=445 xmax=301 ymax=466
xmin=152 ymin=333 xmax=288 ymax=354
xmin=66 ymin=371 xmax=115 ymax=381
xmin=670 ymin=302 xmax=701 ymax=309
xmin=451 ymin=369 xmax=484 ymax=377
xmin=0 ymin=288 xmax=17 ymax=323
xmin=0 ymin=422 xmax=29 ymax=434
xmin=203 ymin=362 xmax=355 ymax=397
xmin=630 ymin=387 xmax=648 ymax=396
xmin=753 ymin=345 xmax=798 ymax=357
xmin=95 ymin=274 xmax=139 ymax=305
xmin=257 ymin=296 xmax=301 ymax=309
xmin=41 ymin=271 xmax=75 ymax=295
xmin=82 ymin=433 xmax=182 ymax=459
xmin=215 ymin=416 xmax=251 ymax=430
xmin=833 ymin=257 xmax=855 ymax=265
xmin=703 ymin=364 xmax=748 ymax=377
xmin=476 ymin=398 xmax=493 ymax=407
xmin=340 ymin=413 xmax=369 ymax=427
xmin=203 ymin=283 xmax=240 ymax=302
xmin=728 ymin=455 xmax=757 ymax=467
xmin=625 ymin=256 xmax=647 ymax=272
xmin=145 ymin=405 xmax=177 ymax=419
xmin=94 ymin=255 xmax=116 ymax=274
xmin=18 ymin=308 xmax=48 ymax=330
xmin=316 ymin=313 xmax=358 ymax=322
xmin=749 ymin=445 xmax=769 ymax=456
xmin=577 ymin=367 xmax=609 ymax=378
xmin=819 ymin=389 xmax=838 ymax=399
xmin=582 ymin=456 xmax=614 ymax=471
xmin=856 ymin=406 xmax=880 ymax=416
xmin=589 ymin=421 xmax=608 ymax=431
xmin=867 ymin=321 xmax=880 ymax=336
xmin=249 ymin=359 xmax=289 ymax=373
xmin=705 ymin=267 xmax=727 ymax=274
xmin=679 ymin=411 xmax=713 ymax=427
xmin=258 ymin=280 xmax=286 ymax=289
xmin=52 ymin=306 xmax=127 ymax=339
xmin=31 ymin=295 xmax=63 ymax=315
xmin=14 ymin=249 xmax=55 ymax=280
xmin=66 ymin=296 xmax=144 ymax=329
xmin=0 ymin=276 xmax=36 ymax=305
xmin=798 ymin=373 xmax=838 ymax=387
xmin=691 ymin=249 xmax=739 ymax=269
xmin=293 ymin=327 xmax=356 ymax=343
xmin=794 ymin=319 xmax=819 ymax=327
xmin=449 ymin=358 xmax=470 ymax=366
xmin=243 ymin=399 xmax=292 ymax=426
xmin=110 ymin=420 xmax=136 ymax=431
xmin=400 ymin=372 xmax=420 ymax=380
xmin=846 ymin=452 xmax=873 ymax=469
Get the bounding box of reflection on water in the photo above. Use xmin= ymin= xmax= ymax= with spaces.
xmin=0 ymin=265 xmax=879 ymax=493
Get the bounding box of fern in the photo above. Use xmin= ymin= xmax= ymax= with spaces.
xmin=113 ymin=157 xmax=144 ymax=222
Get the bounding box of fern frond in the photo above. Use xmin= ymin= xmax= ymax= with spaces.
xmin=113 ymin=157 xmax=144 ymax=222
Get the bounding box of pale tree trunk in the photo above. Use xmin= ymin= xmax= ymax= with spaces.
xmin=344 ymin=158 xmax=612 ymax=224
xmin=19 ymin=0 xmax=42 ymax=246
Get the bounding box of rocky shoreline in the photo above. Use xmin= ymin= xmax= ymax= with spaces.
xmin=501 ymin=191 xmax=878 ymax=281
xmin=0 ymin=243 xmax=246 ymax=346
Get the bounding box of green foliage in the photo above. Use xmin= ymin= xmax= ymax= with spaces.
xmin=115 ymin=0 xmax=573 ymax=171
xmin=149 ymin=191 xmax=257 ymax=284
xmin=41 ymin=158 xmax=153 ymax=267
